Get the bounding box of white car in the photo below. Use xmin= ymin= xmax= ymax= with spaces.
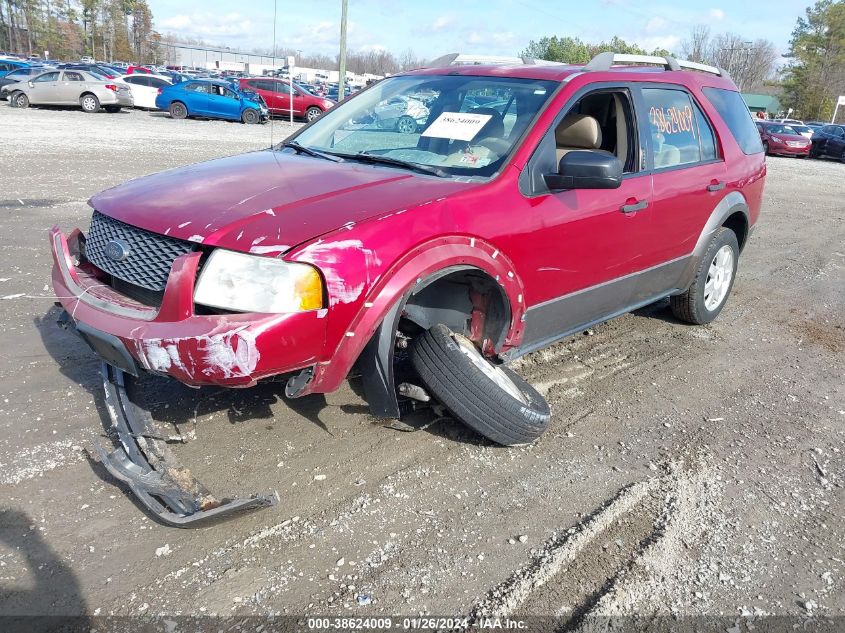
xmin=117 ymin=74 xmax=172 ymax=109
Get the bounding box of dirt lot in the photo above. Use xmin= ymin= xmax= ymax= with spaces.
xmin=0 ymin=106 xmax=843 ymax=626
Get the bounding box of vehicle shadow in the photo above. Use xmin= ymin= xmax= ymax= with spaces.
xmin=0 ymin=508 xmax=88 ymax=627
xmin=34 ymin=305 xmax=336 ymax=439
xmin=631 ymin=297 xmax=688 ymax=325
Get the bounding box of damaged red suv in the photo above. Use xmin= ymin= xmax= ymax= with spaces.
xmin=51 ymin=52 xmax=765 ymax=525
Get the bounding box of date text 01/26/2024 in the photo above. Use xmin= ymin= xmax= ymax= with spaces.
xmin=306 ymin=617 xmax=527 ymax=629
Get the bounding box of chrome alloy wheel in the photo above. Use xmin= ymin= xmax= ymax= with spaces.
xmin=704 ymin=244 xmax=734 ymax=311
xmin=452 ymin=334 xmax=527 ymax=404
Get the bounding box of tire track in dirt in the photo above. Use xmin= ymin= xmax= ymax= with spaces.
xmin=469 ymin=459 xmax=723 ymax=628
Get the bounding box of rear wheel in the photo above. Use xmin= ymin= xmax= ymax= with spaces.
xmin=305 ymin=106 xmax=322 ymax=122
xmin=840 ymin=149 xmax=845 ymax=164
xmin=670 ymin=227 xmax=739 ymax=325
xmin=12 ymin=91 xmax=28 ymax=108
xmin=397 ymin=115 xmax=417 ymax=134
xmin=169 ymin=101 xmax=188 ymax=119
xmin=80 ymin=93 xmax=100 ymax=113
xmin=410 ymin=324 xmax=551 ymax=446
xmin=241 ymin=108 xmax=259 ymax=124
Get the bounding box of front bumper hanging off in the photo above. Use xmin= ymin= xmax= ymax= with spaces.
xmin=97 ymin=361 xmax=279 ymax=527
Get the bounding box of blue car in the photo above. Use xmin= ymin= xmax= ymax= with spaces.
xmin=155 ymin=79 xmax=268 ymax=124
xmin=0 ymin=58 xmax=31 ymax=78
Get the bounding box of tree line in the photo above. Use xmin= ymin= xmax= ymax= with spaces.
xmin=0 ymin=0 xmax=159 ymax=63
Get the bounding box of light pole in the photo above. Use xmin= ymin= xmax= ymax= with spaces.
xmin=338 ymin=0 xmax=348 ymax=101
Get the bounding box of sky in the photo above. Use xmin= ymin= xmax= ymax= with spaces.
xmin=146 ymin=0 xmax=807 ymax=60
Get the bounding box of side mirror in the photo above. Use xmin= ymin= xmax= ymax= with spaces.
xmin=544 ymin=151 xmax=623 ymax=190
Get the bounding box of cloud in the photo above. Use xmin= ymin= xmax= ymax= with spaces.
xmin=159 ymin=12 xmax=255 ymax=40
xmin=639 ymin=34 xmax=682 ymax=52
xmin=709 ymin=8 xmax=725 ymax=21
xmin=646 ymin=17 xmax=668 ymax=33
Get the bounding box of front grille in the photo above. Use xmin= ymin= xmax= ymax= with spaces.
xmin=85 ymin=210 xmax=196 ymax=292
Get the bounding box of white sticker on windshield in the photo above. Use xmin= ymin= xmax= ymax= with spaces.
xmin=421 ymin=112 xmax=493 ymax=141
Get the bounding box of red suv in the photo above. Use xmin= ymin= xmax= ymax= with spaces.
xmin=239 ymin=77 xmax=335 ymax=121
xmin=755 ymin=120 xmax=811 ymax=157
xmin=50 ymin=53 xmax=764 ymax=524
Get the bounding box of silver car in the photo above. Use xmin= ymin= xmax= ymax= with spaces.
xmin=5 ymin=69 xmax=133 ymax=113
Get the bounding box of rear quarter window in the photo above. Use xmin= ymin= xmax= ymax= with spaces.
xmin=702 ymin=87 xmax=763 ymax=155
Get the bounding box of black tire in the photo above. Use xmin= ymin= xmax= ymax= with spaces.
xmin=840 ymin=149 xmax=845 ymax=164
xmin=762 ymin=141 xmax=769 ymax=155
xmin=242 ymin=108 xmax=259 ymax=124
xmin=12 ymin=91 xmax=28 ymax=108
xmin=410 ymin=324 xmax=551 ymax=446
xmin=397 ymin=115 xmax=417 ymax=134
xmin=670 ymin=227 xmax=739 ymax=325
xmin=169 ymin=101 xmax=188 ymax=119
xmin=305 ymin=106 xmax=322 ymax=122
xmin=80 ymin=93 xmax=100 ymax=113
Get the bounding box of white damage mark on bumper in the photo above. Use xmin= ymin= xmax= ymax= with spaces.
xmin=134 ymin=329 xmax=260 ymax=379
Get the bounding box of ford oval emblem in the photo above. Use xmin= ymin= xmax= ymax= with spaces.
xmin=104 ymin=239 xmax=131 ymax=262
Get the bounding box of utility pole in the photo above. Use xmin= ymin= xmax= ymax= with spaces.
xmin=338 ymin=0 xmax=348 ymax=101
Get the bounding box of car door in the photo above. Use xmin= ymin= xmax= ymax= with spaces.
xmin=207 ymin=84 xmax=241 ymax=119
xmin=512 ymin=86 xmax=655 ymax=347
xmin=27 ymin=71 xmax=62 ymax=104
xmin=268 ymin=79 xmax=293 ymax=114
xmin=58 ymin=70 xmax=86 ymax=103
xmin=181 ymin=82 xmax=210 ymax=115
xmin=824 ymin=126 xmax=845 ymax=158
xmin=637 ymin=85 xmax=727 ymax=270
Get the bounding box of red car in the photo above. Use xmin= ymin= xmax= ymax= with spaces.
xmin=51 ymin=53 xmax=764 ymax=524
xmin=126 ymin=65 xmax=152 ymax=75
xmin=239 ymin=77 xmax=335 ymax=121
xmin=755 ymin=121 xmax=811 ymax=157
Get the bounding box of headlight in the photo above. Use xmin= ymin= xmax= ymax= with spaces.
xmin=194 ymin=249 xmax=323 ymax=313
xmin=771 ymin=135 xmax=783 ymax=143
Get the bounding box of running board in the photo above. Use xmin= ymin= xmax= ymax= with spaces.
xmin=97 ymin=362 xmax=278 ymax=527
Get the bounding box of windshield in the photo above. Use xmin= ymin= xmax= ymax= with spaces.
xmin=790 ymin=125 xmax=811 ymax=134
xmin=287 ymin=74 xmax=559 ymax=178
xmin=767 ymin=124 xmax=799 ymax=135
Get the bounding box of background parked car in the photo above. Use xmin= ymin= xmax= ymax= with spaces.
xmin=7 ymin=69 xmax=132 ymax=113
xmin=58 ymin=63 xmax=122 ymax=80
xmin=238 ymin=77 xmax=334 ymax=121
xmin=155 ymin=79 xmax=268 ymax=123
xmin=118 ymin=73 xmax=172 ymax=109
xmin=0 ymin=58 xmax=30 ymax=76
xmin=809 ymin=124 xmax=845 ymax=161
xmin=373 ymin=95 xmax=430 ymax=133
xmin=0 ymin=66 xmax=46 ymax=99
xmin=755 ymin=121 xmax=811 ymax=157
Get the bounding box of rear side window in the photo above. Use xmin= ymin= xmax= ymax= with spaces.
xmin=702 ymin=87 xmax=763 ymax=155
xmin=642 ymin=88 xmax=702 ymax=168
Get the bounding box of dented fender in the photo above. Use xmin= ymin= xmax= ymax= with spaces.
xmin=290 ymin=234 xmax=527 ymax=397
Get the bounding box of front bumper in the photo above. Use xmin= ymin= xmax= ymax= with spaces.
xmin=50 ymin=227 xmax=327 ymax=387
xmin=770 ymin=143 xmax=810 ymax=156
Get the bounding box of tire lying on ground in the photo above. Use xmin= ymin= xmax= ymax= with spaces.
xmin=410 ymin=324 xmax=550 ymax=446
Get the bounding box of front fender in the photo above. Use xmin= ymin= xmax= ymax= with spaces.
xmin=299 ymin=235 xmax=527 ymax=397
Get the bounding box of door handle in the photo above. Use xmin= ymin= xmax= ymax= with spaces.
xmin=620 ymin=199 xmax=648 ymax=214
xmin=707 ymin=180 xmax=726 ymax=192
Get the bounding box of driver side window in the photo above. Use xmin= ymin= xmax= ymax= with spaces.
xmin=552 ymin=89 xmax=638 ymax=173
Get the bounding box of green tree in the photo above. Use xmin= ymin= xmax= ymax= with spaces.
xmin=521 ymin=35 xmax=672 ymax=64
xmin=783 ymin=0 xmax=845 ymax=120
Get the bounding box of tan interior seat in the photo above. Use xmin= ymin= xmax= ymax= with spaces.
xmin=555 ymin=114 xmax=603 ymax=163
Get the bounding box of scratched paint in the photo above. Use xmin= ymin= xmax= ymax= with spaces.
xmin=300 ymin=239 xmax=381 ymax=306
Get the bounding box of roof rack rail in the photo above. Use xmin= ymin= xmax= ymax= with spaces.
xmin=426 ymin=53 xmax=562 ymax=68
xmin=584 ymin=52 xmax=729 ymax=79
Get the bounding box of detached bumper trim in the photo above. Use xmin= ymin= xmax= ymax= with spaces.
xmin=98 ymin=362 xmax=279 ymax=527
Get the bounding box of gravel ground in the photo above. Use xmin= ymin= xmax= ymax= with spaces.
xmin=0 ymin=106 xmax=843 ymax=625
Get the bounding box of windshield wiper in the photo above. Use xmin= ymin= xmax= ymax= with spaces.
xmin=281 ymin=141 xmax=344 ymax=162
xmin=340 ymin=151 xmax=448 ymax=178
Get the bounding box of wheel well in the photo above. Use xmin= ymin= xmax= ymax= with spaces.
xmin=400 ymin=268 xmax=511 ymax=356
xmin=722 ymin=211 xmax=749 ymax=252
xmin=80 ymin=91 xmax=96 ymax=100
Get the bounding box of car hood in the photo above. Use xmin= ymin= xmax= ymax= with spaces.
xmin=770 ymin=132 xmax=808 ymax=142
xmin=90 ymin=150 xmax=473 ymax=256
